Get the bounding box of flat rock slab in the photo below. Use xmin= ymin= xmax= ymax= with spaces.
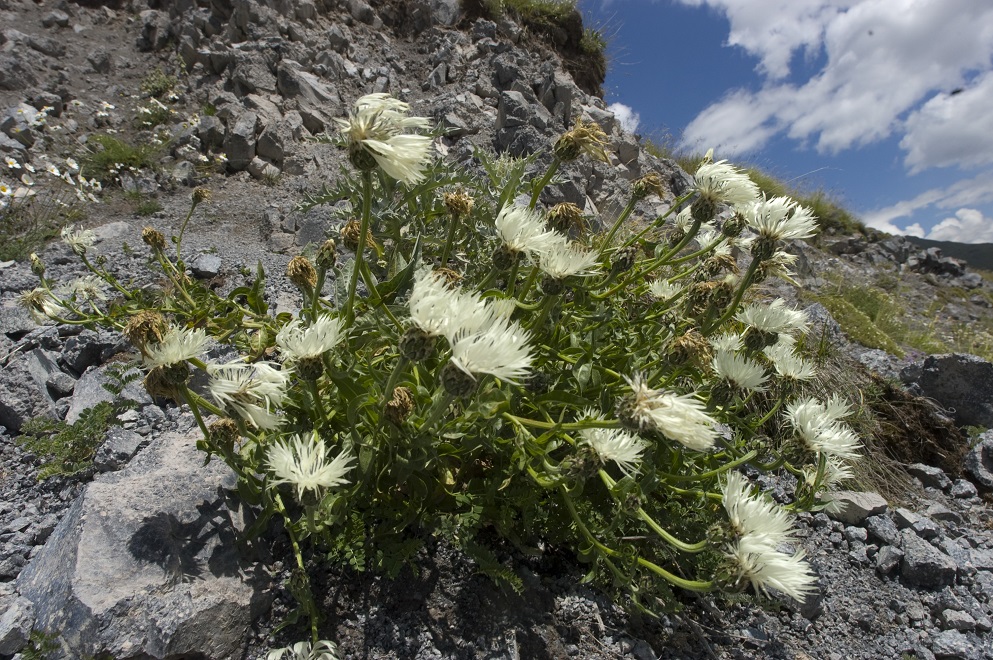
xmin=910 ymin=353 xmax=993 ymax=428
xmin=825 ymin=491 xmax=888 ymax=525
xmin=900 ymin=529 xmax=957 ymax=590
xmin=15 ymin=430 xmax=272 ymax=659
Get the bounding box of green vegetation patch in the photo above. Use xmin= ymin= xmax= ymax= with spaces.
xmin=18 ymin=401 xmax=119 ymax=480
xmin=83 ymin=134 xmax=161 ymax=184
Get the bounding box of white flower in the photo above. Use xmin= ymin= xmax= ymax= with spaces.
xmin=495 ymin=205 xmax=564 ymax=257
xmin=18 ymin=287 xmax=68 ymax=323
xmin=61 ymin=275 xmax=107 ymax=301
xmin=450 ymin=315 xmax=534 ymax=383
xmin=276 ymin=315 xmax=345 ymax=363
xmin=23 ymin=163 xmax=35 ymax=173
xmin=648 ymin=279 xmax=681 ymax=301
xmin=266 ymin=431 xmax=354 ymax=502
xmin=267 ymin=640 xmax=341 ymax=660
xmin=65 ymin=157 xmax=79 ymax=172
xmin=579 ymin=417 xmax=647 ymax=477
xmin=736 ymin=299 xmax=808 ymax=335
xmin=208 ymin=359 xmax=291 ymax=430
xmin=764 ymin=342 xmax=816 ymax=381
xmin=5 ymin=157 xmax=20 ymax=169
xmin=20 ymin=173 xmax=33 ymax=186
xmin=45 ymin=163 xmax=60 ymax=177
xmin=712 ymin=350 xmax=768 ymax=392
xmin=144 ymin=326 xmax=208 ymax=367
xmin=743 ymin=196 xmax=818 ymax=242
xmin=99 ymin=101 xmax=115 ymax=111
xmin=0 ymin=182 xmax=11 ymax=197
xmin=722 ymin=472 xmax=816 ymax=600
xmin=409 ymin=267 xmax=466 ymax=338
xmin=692 ymin=160 xmax=760 ymax=207
xmin=785 ymin=397 xmax=861 ymax=460
xmin=623 ymin=374 xmax=718 ymax=451
xmin=803 ymin=456 xmax=854 ymax=490
xmin=61 ymin=225 xmax=96 ymax=256
xmin=538 ymin=239 xmax=600 ymax=279
xmin=710 ymin=332 xmax=744 ymax=353
xmin=335 ymin=93 xmax=433 ymax=185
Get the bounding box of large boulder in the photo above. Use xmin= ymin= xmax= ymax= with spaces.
xmin=964 ymin=431 xmax=993 ymax=492
xmin=902 ymin=353 xmax=993 ymax=428
xmin=0 ymin=356 xmax=55 ymax=433
xmin=15 ymin=430 xmax=272 ymax=660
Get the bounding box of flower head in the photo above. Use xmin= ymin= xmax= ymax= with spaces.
xmin=276 ymin=315 xmax=345 ymax=364
xmin=61 ymin=225 xmax=96 ymax=256
xmin=648 ymin=279 xmax=681 ymax=302
xmin=144 ymin=325 xmax=208 ymax=367
xmin=18 ymin=287 xmax=67 ymax=323
xmin=712 ymin=351 xmax=768 ymax=392
xmin=495 ymin=205 xmax=564 ymax=257
xmin=743 ymin=196 xmax=818 ymax=242
xmin=736 ymin=299 xmax=809 ymax=336
xmin=208 ymin=359 xmax=291 ymax=430
xmin=553 ymin=117 xmax=610 ymax=162
xmin=266 ymin=432 xmax=354 ymax=502
xmin=266 ymin=640 xmax=340 ymax=660
xmin=692 ymin=160 xmax=760 ymax=207
xmin=449 ymin=315 xmax=534 ymax=384
xmin=5 ymin=157 xmax=20 ymax=169
xmin=579 ymin=416 xmax=648 ymax=477
xmin=621 ymin=374 xmax=718 ymax=451
xmin=61 ymin=275 xmax=108 ymax=301
xmin=538 ymin=240 xmax=600 ymax=279
xmin=335 ymin=93 xmax=433 ymax=184
xmin=764 ymin=341 xmax=816 ymax=381
xmin=785 ymin=396 xmax=861 ymax=460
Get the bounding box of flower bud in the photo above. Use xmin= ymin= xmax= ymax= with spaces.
xmin=400 ymin=326 xmax=436 ymax=361
xmin=208 ymin=418 xmax=241 ymax=451
xmin=433 ymin=267 xmax=461 ymax=285
xmin=384 ymin=386 xmax=415 ymax=426
xmin=441 ymin=361 xmax=477 ymax=398
xmin=490 ymin=244 xmax=521 ymax=272
xmin=632 ymin=172 xmax=665 ymax=200
xmin=123 ymin=310 xmax=167 ymax=354
xmin=546 ymin=202 xmax=584 ymax=235
xmin=191 ymin=187 xmax=211 ymax=207
xmin=297 ymin=355 xmax=325 ymax=382
xmin=540 ymin=274 xmax=564 ymax=296
xmin=750 ymin=237 xmax=777 ymax=262
xmin=610 ymin=246 xmax=638 ymax=274
xmin=340 ymin=219 xmax=378 ymax=254
xmin=690 ymin=196 xmax=717 ymax=224
xmin=669 ymin=329 xmax=712 ymax=367
xmin=525 ymin=371 xmax=551 ymax=395
xmin=143 ymin=363 xmax=188 ymax=401
xmin=142 ymin=226 xmax=166 ymax=251
xmin=348 ymin=141 xmax=378 ymax=172
xmin=316 ymin=239 xmax=338 ymax=270
xmin=29 ymin=253 xmax=45 ymax=277
xmin=553 ymin=118 xmax=610 ymax=163
xmin=722 ymin=213 xmax=746 ymax=238
xmin=287 ymin=255 xmax=317 ymax=290
xmin=443 ymin=190 xmax=474 ymax=218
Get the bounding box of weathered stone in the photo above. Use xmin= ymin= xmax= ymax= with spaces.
xmin=0 ymin=594 xmax=34 ymax=655
xmin=87 ymin=49 xmax=113 ymax=74
xmin=41 ymin=10 xmax=71 ymax=28
xmin=940 ymin=609 xmax=977 ymax=632
xmin=906 ymin=354 xmax=993 ymax=428
xmin=93 ymin=426 xmax=147 ymax=472
xmin=61 ymin=329 xmax=123 ymax=375
xmin=907 ymin=463 xmax=952 ymax=491
xmin=0 ymin=299 xmax=40 ymax=338
xmin=223 ymin=111 xmax=258 ymax=171
xmin=348 ymin=0 xmax=378 ymax=25
xmin=191 ymin=253 xmax=222 ymax=279
xmin=16 ymin=431 xmax=273 ymax=660
xmin=248 ymin=156 xmax=280 ymax=180
xmin=963 ymin=431 xmax=993 ymax=491
xmin=276 ymin=60 xmax=340 ymax=109
xmin=865 ymin=514 xmax=901 ymax=547
xmin=136 ymin=9 xmax=172 ymax=51
xmin=894 ymin=508 xmax=941 ymax=540
xmin=825 ymin=491 xmax=888 ymax=526
xmin=949 ymin=478 xmax=978 ymax=499
xmin=0 ymin=357 xmax=55 ymax=432
xmin=326 ymin=24 xmax=351 ymax=52
xmin=46 ymin=371 xmax=76 ymax=399
xmin=64 ymin=364 xmax=151 ymax=425
xmin=1 ymin=103 xmax=38 ymax=148
xmin=230 ymin=51 xmax=277 ymax=96
xmin=875 ymin=545 xmax=903 ymax=576
xmin=900 ymin=529 xmax=957 ymax=590
xmin=929 ymin=629 xmax=976 ymax=659
xmin=0 ymin=54 xmax=38 ymax=91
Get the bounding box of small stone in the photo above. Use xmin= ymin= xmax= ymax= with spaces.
xmin=0 ymin=595 xmax=34 ymax=655
xmin=865 ymin=515 xmax=902 ymax=547
xmin=949 ymin=479 xmax=977 ymax=499
xmin=825 ymin=491 xmax=888 ymax=525
xmin=876 ymin=545 xmax=904 ymax=576
xmin=939 ymin=609 xmax=976 ymax=631
xmin=900 ymin=529 xmax=957 ymax=589
xmin=907 ymin=463 xmax=952 ymax=491
xmin=844 ymin=526 xmax=869 ymax=543
xmin=191 ymin=253 xmax=222 ymax=279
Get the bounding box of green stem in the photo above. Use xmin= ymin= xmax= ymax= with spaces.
xmin=307 ymin=379 xmax=327 ymax=427
xmin=618 ymin=191 xmax=695 ymax=250
xmin=273 ymin=493 xmax=320 ymax=645
xmin=503 ymin=413 xmax=620 ymax=431
xmin=703 ymin=257 xmax=761 ymax=334
xmin=344 ymin=172 xmax=374 ymax=325
xmin=517 ymin=265 xmax=541 ymax=301
xmin=440 ymin=213 xmax=461 ymax=267
xmin=179 ymin=383 xmax=212 ymax=440
xmin=656 ymin=450 xmax=759 ymax=483
xmin=383 ymin=356 xmax=409 ymax=398
xmin=599 ymin=471 xmax=708 ymax=553
xmin=598 ymin=196 xmax=638 ymax=255
xmin=423 ymin=390 xmax=456 ymax=430
xmin=174 ymin=201 xmax=199 ymax=264
xmin=529 ymin=157 xmax=561 ymax=209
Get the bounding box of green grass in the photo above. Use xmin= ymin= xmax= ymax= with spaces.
xmin=140 ymin=68 xmax=177 ymax=99
xmin=82 ymin=134 xmax=161 ymax=184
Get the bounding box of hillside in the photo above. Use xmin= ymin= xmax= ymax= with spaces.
xmin=2 ymin=1 xmax=993 ymax=660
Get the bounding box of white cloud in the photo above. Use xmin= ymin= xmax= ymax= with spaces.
xmin=925 ymin=208 xmax=993 ymax=243
xmin=863 ymin=169 xmax=993 ymax=228
xmin=675 ymin=0 xmax=993 ymax=168
xmin=609 ymin=102 xmax=641 ymax=133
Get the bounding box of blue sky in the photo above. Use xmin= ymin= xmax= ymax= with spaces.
xmin=578 ymin=0 xmax=993 ymax=244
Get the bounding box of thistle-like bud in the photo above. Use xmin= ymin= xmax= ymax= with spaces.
xmin=287 ymin=255 xmax=317 ymax=290
xmin=297 ymin=355 xmax=325 ymax=382
xmin=525 ymin=370 xmax=551 ymax=395
xmin=400 ymin=326 xmax=436 ymax=361
xmin=610 ymin=246 xmax=639 ymax=274
xmin=702 ymin=253 xmax=739 ymax=277
xmin=546 ymin=202 xmax=585 ymax=235
xmin=540 ymin=274 xmax=564 ymax=296
xmin=347 ymin=141 xmax=378 ymax=172
xmin=722 ymin=213 xmax=746 ymax=238
xmin=316 ymin=239 xmax=337 ymax=270
xmin=666 ymin=226 xmax=686 ymax=248
xmin=433 ymin=267 xmax=462 ymax=285
xmin=340 ymin=219 xmax=378 ymax=254
xmin=750 ymin=236 xmax=777 ymax=262
xmin=143 ymin=363 xmax=189 ymax=400
xmin=441 ymin=360 xmax=477 ymax=398
xmin=744 ymin=328 xmax=778 ymax=353
xmin=553 ymin=118 xmax=610 ymax=163
xmin=690 ymin=195 xmax=717 ymax=224
xmin=29 ymin=253 xmax=45 ymax=277
xmin=561 ymin=446 xmax=599 ymax=482
xmin=669 ymin=329 xmax=712 ymax=367
xmin=632 ymin=172 xmax=665 ymax=200
xmin=491 ymin=244 xmax=521 ymax=272
xmin=191 ymin=187 xmax=211 ymax=207
xmin=123 ymin=310 xmax=168 ymax=355
xmin=142 ymin=226 xmax=166 ymax=251
xmin=208 ymin=418 xmax=241 ymax=452
xmin=384 ymin=386 xmax=415 ymax=426
xmin=443 ymin=190 xmax=474 ymax=218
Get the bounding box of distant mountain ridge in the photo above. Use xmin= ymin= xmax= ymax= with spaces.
xmin=905 ymin=236 xmax=993 ymax=272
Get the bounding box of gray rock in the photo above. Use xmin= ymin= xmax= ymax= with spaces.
xmin=0 ymin=54 xmax=38 ymax=91
xmin=1 ymin=103 xmax=38 ymax=148
xmin=906 ymin=353 xmax=993 ymax=428
xmin=907 ymin=463 xmax=952 ymax=491
xmin=16 ymin=431 xmax=273 ymax=660
xmin=93 ymin=426 xmax=147 ymax=472
xmin=64 ymin=364 xmax=151 ymax=425
xmin=876 ymin=545 xmax=903 ymax=576
xmin=41 ymin=10 xmax=70 ymax=28
xmin=940 ymin=609 xmax=977 ymax=632
xmin=348 ymin=0 xmax=378 ymax=25
xmin=865 ymin=514 xmax=902 ymax=547
xmin=900 ymin=529 xmax=957 ymax=589
xmin=60 ymin=329 xmax=122 ymax=375
xmin=963 ymin=431 xmax=993 ymax=491
xmin=949 ymin=479 xmax=977 ymax=499
xmin=419 ymin=0 xmax=460 ymax=25
xmin=843 ymin=526 xmax=868 ymax=543
xmin=0 ymin=357 xmax=55 ymax=432
xmin=276 ymin=60 xmax=341 ymax=110
xmin=895 ymin=508 xmax=941 ymax=540
xmin=87 ymin=49 xmax=112 ymax=74
xmin=326 ymin=24 xmax=351 ymax=52
xmin=223 ymin=111 xmax=259 ymax=171
xmin=46 ymin=371 xmax=76 ymax=399
xmin=248 ymin=156 xmax=280 ymax=180
xmin=136 ymin=9 xmax=172 ymax=52
xmin=0 ymin=594 xmax=34 ymax=655
xmin=191 ymin=253 xmax=222 ymax=279
xmin=230 ymin=51 xmax=277 ymax=96
xmin=824 ymin=491 xmax=888 ymax=525
xmin=929 ymin=629 xmax=976 ymax=659
xmin=0 ymin=300 xmax=39 ymax=337
xmin=927 ymin=503 xmax=963 ymax=524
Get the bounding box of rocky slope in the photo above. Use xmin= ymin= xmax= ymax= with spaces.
xmin=2 ymin=0 xmax=993 ymax=659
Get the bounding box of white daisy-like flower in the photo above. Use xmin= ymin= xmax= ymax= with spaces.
xmin=736 ymin=299 xmax=809 ymax=335
xmin=267 ymin=639 xmax=341 ymax=660
xmin=61 ymin=225 xmax=96 ymax=256
xmin=20 ymin=173 xmax=33 ymax=186
xmin=743 ymin=196 xmax=818 ymax=242
xmin=276 ymin=315 xmax=345 ymax=363
xmin=335 ymin=93 xmax=433 ymax=185
xmin=692 ymin=160 xmax=760 ymax=207
xmin=538 ymin=239 xmax=600 ymax=279
xmin=23 ymin=163 xmax=35 ymax=173
xmin=144 ymin=325 xmax=209 ymax=367
xmin=495 ymin=205 xmax=564 ymax=257
xmin=18 ymin=287 xmax=68 ymax=323
xmin=0 ymin=182 xmax=11 ymax=197
xmin=45 ymin=163 xmax=60 ymax=177
xmin=623 ymin=373 xmax=718 ymax=451
xmin=208 ymin=359 xmax=291 ymax=430
xmin=802 ymin=456 xmax=854 ymax=490
xmin=61 ymin=275 xmax=107 ymax=301
xmin=695 ymin=228 xmax=732 ymax=255
xmin=450 ymin=315 xmax=534 ymax=383
xmin=648 ymin=279 xmax=681 ymax=301
xmin=727 ymin=542 xmax=817 ymax=601
xmin=65 ymin=157 xmax=79 ymax=172
xmin=785 ymin=396 xmax=861 ymax=460
xmin=408 ymin=267 xmax=465 ymax=338
xmin=579 ymin=421 xmax=648 ymax=478
xmin=712 ymin=350 xmax=768 ymax=392
xmin=99 ymin=101 xmax=115 ymax=111
xmin=5 ymin=157 xmax=20 ymax=169
xmin=266 ymin=431 xmax=354 ymax=502
xmin=710 ymin=332 xmax=744 ymax=353
xmin=722 ymin=472 xmax=793 ymax=550
xmin=764 ymin=341 xmax=816 ymax=381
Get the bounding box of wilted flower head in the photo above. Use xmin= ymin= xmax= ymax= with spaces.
xmin=208 ymin=359 xmax=291 ymax=430
xmin=553 ymin=117 xmax=610 ymax=162
xmin=443 ymin=189 xmax=474 ymax=217
xmin=579 ymin=414 xmax=648 ymax=477
xmin=61 ymin=275 xmax=108 ymax=301
xmin=335 ymin=93 xmax=433 ymax=184
xmin=144 ymin=325 xmax=208 ymax=367
xmin=61 ymin=225 xmax=96 ymax=256
xmin=286 ymin=255 xmax=318 ymax=290
xmin=266 ymin=431 xmax=354 ymax=502
xmin=18 ymin=287 xmax=67 ymax=323
xmin=620 ymin=374 xmax=718 ymax=451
